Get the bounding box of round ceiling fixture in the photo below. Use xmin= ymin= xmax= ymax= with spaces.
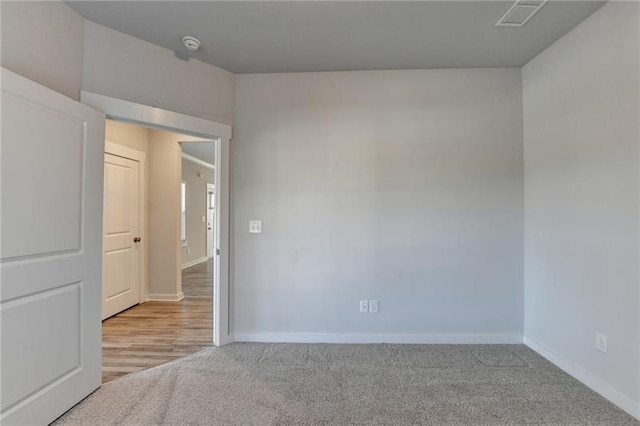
xmin=182 ymin=36 xmax=201 ymax=52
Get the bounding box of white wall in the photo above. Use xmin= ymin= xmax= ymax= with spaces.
xmin=0 ymin=1 xmax=85 ymax=100
xmin=523 ymin=1 xmax=640 ymax=418
xmin=233 ymin=69 xmax=524 ymax=341
xmin=82 ymin=21 xmax=235 ymax=125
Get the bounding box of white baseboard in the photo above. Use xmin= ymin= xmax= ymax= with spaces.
xmin=524 ymin=336 xmax=640 ymax=421
xmin=146 ymin=292 xmax=184 ymax=302
xmin=181 ymin=257 xmax=208 ymax=269
xmin=217 ymin=333 xmax=235 ymax=347
xmin=234 ymin=332 xmax=523 ymax=345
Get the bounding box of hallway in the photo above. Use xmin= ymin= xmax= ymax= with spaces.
xmin=101 ymin=259 xmax=214 ymax=383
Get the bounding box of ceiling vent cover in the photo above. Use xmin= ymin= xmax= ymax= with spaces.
xmin=496 ymin=0 xmax=548 ymax=27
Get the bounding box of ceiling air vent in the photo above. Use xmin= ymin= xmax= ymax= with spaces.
xmin=496 ymin=0 xmax=548 ymax=27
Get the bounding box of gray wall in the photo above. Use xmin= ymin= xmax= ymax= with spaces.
xmin=523 ymin=1 xmax=639 ymax=410
xmin=0 ymin=1 xmax=235 ymax=125
xmin=233 ymin=69 xmax=524 ymax=339
xmin=82 ymin=21 xmax=235 ymax=125
xmin=181 ymin=158 xmax=215 ymax=266
xmin=1 ymin=1 xmax=85 ymax=100
xmin=148 ymin=130 xmax=183 ymax=298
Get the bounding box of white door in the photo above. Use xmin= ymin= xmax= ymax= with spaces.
xmin=103 ymin=153 xmax=141 ymax=319
xmin=206 ymin=183 xmax=215 ymax=258
xmin=0 ymin=68 xmax=104 ymax=424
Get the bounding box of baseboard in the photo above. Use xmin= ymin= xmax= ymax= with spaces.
xmin=217 ymin=332 xmax=235 ymax=347
xmin=181 ymin=257 xmax=208 ymax=269
xmin=146 ymin=292 xmax=184 ymax=302
xmin=524 ymin=336 xmax=640 ymax=421
xmin=234 ymin=332 xmax=523 ymax=345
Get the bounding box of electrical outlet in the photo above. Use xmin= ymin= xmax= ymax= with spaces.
xmin=595 ymin=332 xmax=608 ymax=354
xmin=249 ymin=220 xmax=262 ymax=234
xmin=359 ymin=300 xmax=369 ymax=313
xmin=369 ymin=300 xmax=379 ymax=314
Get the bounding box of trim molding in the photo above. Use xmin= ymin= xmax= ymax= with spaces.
xmin=81 ymin=91 xmax=232 ymax=140
xmin=181 ymin=257 xmax=208 ymax=270
xmin=524 ymin=336 xmax=640 ymax=420
xmin=235 ymin=332 xmax=523 ymax=345
xmin=146 ymin=292 xmax=184 ymax=302
xmin=181 ymin=153 xmax=215 ymax=170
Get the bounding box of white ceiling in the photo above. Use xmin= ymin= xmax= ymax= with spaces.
xmin=182 ymin=141 xmax=215 ymax=165
xmin=67 ymin=1 xmax=605 ymax=73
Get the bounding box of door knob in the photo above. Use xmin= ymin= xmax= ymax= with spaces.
xmin=133 ymin=237 xmax=141 ymax=243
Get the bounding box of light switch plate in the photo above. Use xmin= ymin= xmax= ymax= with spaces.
xmin=249 ymin=220 xmax=262 ymax=234
xmin=595 ymin=332 xmax=608 ymax=354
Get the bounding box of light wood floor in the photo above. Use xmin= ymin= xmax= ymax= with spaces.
xmin=101 ymin=259 xmax=213 ymax=383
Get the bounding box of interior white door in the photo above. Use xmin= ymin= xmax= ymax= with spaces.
xmin=206 ymin=183 xmax=215 ymax=259
xmin=0 ymin=68 xmax=104 ymax=424
xmin=103 ymin=153 xmax=141 ymax=319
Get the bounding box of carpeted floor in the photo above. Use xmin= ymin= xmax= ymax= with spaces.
xmin=55 ymin=343 xmax=638 ymax=425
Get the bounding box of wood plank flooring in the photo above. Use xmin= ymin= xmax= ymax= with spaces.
xmin=101 ymin=259 xmax=213 ymax=383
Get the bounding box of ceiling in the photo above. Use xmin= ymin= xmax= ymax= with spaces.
xmin=181 ymin=141 xmax=215 ymax=166
xmin=67 ymin=1 xmax=605 ymax=73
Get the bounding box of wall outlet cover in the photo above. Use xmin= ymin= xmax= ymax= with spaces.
xmin=359 ymin=300 xmax=369 ymax=313
xmin=369 ymin=300 xmax=379 ymax=314
xmin=249 ymin=220 xmax=262 ymax=234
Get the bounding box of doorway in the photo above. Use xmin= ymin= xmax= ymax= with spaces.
xmin=100 ymin=119 xmax=221 ymax=382
xmin=81 ymin=91 xmax=233 ymax=351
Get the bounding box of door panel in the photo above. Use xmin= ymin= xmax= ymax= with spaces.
xmin=1 ymin=86 xmax=83 ymax=259
xmin=2 ymin=282 xmax=82 ymax=410
xmin=102 ymin=153 xmax=140 ymax=319
xmin=0 ymin=68 xmax=104 ymax=424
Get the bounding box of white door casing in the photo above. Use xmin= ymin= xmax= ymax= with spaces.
xmin=206 ymin=183 xmax=215 ymax=259
xmin=214 ymin=138 xmax=231 ymax=345
xmin=103 ymin=153 xmax=141 ymax=319
xmin=0 ymin=68 xmax=104 ymax=424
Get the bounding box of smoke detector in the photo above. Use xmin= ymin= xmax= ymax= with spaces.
xmin=182 ymin=36 xmax=201 ymax=52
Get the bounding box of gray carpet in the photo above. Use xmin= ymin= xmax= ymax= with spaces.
xmin=56 ymin=343 xmax=638 ymax=425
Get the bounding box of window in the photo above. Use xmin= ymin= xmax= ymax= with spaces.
xmin=181 ymin=182 xmax=187 ymax=242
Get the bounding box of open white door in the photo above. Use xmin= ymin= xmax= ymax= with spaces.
xmin=0 ymin=69 xmax=104 ymax=424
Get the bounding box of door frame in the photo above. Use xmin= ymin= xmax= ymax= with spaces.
xmin=81 ymin=91 xmax=233 ymax=346
xmin=104 ymin=141 xmax=147 ymax=305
